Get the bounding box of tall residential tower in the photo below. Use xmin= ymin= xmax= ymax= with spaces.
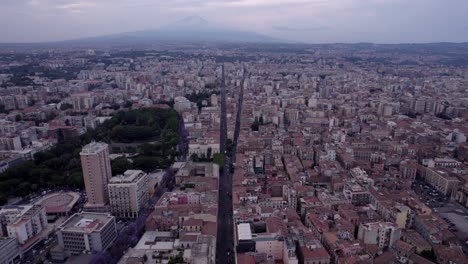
xmin=80 ymin=142 xmax=112 ymax=211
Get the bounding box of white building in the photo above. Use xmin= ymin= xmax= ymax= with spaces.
xmin=71 ymin=92 xmax=95 ymax=111
xmin=0 ymin=136 xmax=22 ymax=151
xmin=108 ymin=170 xmax=149 ymax=218
xmin=210 ymin=94 xmax=218 ymax=106
xmin=3 ymin=205 xmax=48 ymax=245
xmin=358 ymin=222 xmax=401 ymax=249
xmin=254 ymin=234 xmax=284 ymax=260
xmin=57 ymin=212 xmax=117 ymax=255
xmin=174 ymin=96 xmax=191 ymax=113
xmin=188 ymin=137 xmax=220 ymax=159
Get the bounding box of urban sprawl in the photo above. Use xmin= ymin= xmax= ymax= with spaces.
xmin=0 ymin=43 xmax=467 ymax=264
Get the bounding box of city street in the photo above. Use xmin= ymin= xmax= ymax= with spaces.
xmin=216 ymin=65 xmax=235 ymax=264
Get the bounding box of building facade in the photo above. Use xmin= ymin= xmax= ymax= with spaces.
xmin=80 ymin=142 xmax=112 ymax=210
xmin=57 ymin=212 xmax=117 ymax=255
xmin=108 ymin=170 xmax=149 ymax=218
xmin=358 ymin=222 xmax=401 ymax=249
xmin=422 ymin=167 xmax=460 ymax=197
xmin=4 ymin=205 xmax=48 ymax=245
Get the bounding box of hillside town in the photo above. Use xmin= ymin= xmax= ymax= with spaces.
xmin=0 ymin=43 xmax=467 ymax=264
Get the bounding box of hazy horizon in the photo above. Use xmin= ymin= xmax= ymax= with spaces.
xmin=1 ymin=0 xmax=468 ymax=44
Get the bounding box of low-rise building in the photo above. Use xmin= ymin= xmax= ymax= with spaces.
xmin=174 ymin=96 xmax=191 ymax=113
xmin=0 ymin=136 xmax=22 ymax=151
xmin=343 ymin=181 xmax=369 ymax=206
xmin=358 ymin=222 xmax=401 ymax=249
xmin=3 ymin=205 xmax=48 ymax=245
xmin=422 ymin=167 xmax=460 ymax=197
xmin=188 ymin=137 xmax=220 ymax=159
xmin=57 ymin=212 xmax=117 ymax=255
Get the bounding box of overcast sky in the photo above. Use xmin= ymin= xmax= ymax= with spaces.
xmin=1 ymin=0 xmax=467 ymax=43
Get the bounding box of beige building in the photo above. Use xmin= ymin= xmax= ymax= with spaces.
xmin=358 ymin=222 xmax=401 ymax=249
xmin=80 ymin=142 xmax=112 ymax=211
xmin=57 ymin=212 xmax=117 ymax=255
xmin=188 ymin=137 xmax=220 ymax=159
xmin=174 ymin=96 xmax=191 ymax=113
xmin=0 ymin=136 xmax=22 ymax=151
xmin=71 ymin=92 xmax=95 ymax=111
xmin=422 ymin=167 xmax=460 ymax=197
xmin=2 ymin=205 xmax=48 ymax=245
xmin=108 ymin=170 xmax=149 ymax=218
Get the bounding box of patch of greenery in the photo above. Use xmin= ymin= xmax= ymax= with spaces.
xmin=0 ymin=108 xmax=181 ymax=205
xmin=185 ymin=91 xmax=220 ymax=112
xmin=0 ymin=140 xmax=85 ymax=204
xmin=2 ymin=64 xmax=80 ymax=81
xmin=251 ymin=119 xmax=260 ymax=131
xmin=90 ymin=108 xmax=179 ymax=143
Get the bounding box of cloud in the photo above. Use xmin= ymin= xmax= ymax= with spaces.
xmin=27 ymin=0 xmax=41 ymax=6
xmin=0 ymin=0 xmax=467 ymax=43
xmin=273 ymin=25 xmax=329 ymax=32
xmin=57 ymin=2 xmax=96 ymax=13
xmin=210 ymin=0 xmax=313 ymax=7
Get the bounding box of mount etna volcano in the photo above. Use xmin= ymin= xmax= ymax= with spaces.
xmin=63 ymin=15 xmax=279 ymax=44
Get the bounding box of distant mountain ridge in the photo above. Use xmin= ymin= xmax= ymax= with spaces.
xmin=57 ymin=15 xmax=281 ymax=44
xmin=1 ymin=16 xmax=468 ymax=46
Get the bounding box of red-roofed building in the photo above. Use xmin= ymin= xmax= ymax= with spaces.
xmin=299 ymin=245 xmax=330 ymax=264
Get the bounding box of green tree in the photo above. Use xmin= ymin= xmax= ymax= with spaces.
xmin=124 ymin=101 xmax=133 ymax=108
xmin=70 ymin=171 xmax=84 ymax=188
xmin=0 ymin=193 xmax=7 ymax=205
xmin=111 ymin=157 xmax=133 ymax=175
xmin=419 ymin=249 xmax=436 ymax=261
xmin=251 ymin=120 xmax=260 ymax=131
xmin=213 ymin=153 xmax=224 ymax=168
xmin=168 ymin=252 xmax=184 ymax=264
xmin=132 ymin=156 xmax=159 ymax=172
xmin=226 ymin=139 xmax=234 ymax=154
xmin=190 ymin=153 xmax=199 ymax=162
xmin=60 ymin=103 xmax=73 ymax=111
xmin=124 ymin=146 xmax=137 ymax=153
xmin=111 ymin=146 xmax=121 ymax=153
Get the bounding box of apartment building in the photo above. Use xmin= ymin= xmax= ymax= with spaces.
xmin=0 ymin=136 xmax=22 ymax=151
xmin=80 ymin=142 xmax=112 ymax=211
xmin=358 ymin=222 xmax=401 ymax=249
xmin=3 ymin=205 xmax=48 ymax=245
xmin=188 ymin=137 xmax=220 ymax=158
xmin=57 ymin=212 xmax=117 ymax=255
xmin=174 ymin=96 xmax=191 ymax=113
xmin=422 ymin=167 xmax=460 ymax=197
xmin=108 ymin=170 xmax=149 ymax=218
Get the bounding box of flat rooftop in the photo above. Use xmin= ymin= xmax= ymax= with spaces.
xmin=109 ymin=170 xmax=145 ymax=184
xmin=237 ymin=223 xmax=252 ymax=241
xmin=135 ymin=231 xmax=176 ymax=251
xmin=59 ymin=212 xmax=114 ymax=233
xmin=80 ymin=142 xmax=108 ymax=155
xmin=34 ymin=192 xmax=80 ymax=214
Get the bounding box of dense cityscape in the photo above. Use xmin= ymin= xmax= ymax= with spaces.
xmin=0 ymin=41 xmax=467 ymax=264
